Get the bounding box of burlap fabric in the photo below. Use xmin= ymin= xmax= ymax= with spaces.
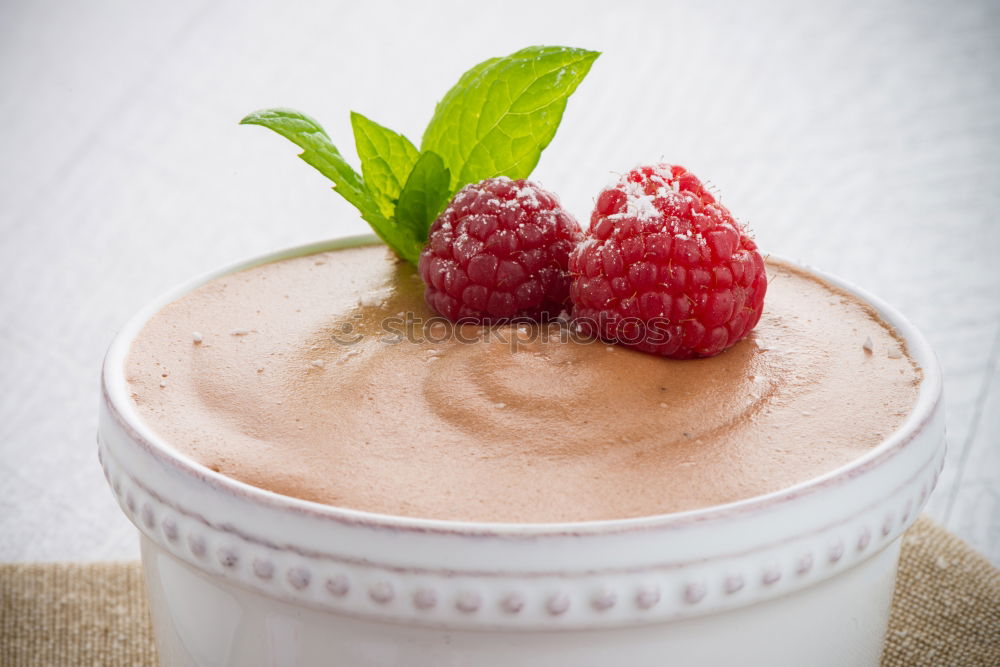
xmin=2 ymin=517 xmax=997 ymax=666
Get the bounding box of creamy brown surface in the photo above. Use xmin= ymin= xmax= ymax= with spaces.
xmin=126 ymin=244 xmax=921 ymax=523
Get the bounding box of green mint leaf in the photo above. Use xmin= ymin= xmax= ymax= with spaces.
xmin=395 ymin=151 xmax=451 ymax=245
xmin=240 ymin=108 xmax=370 ymax=211
xmin=421 ymin=46 xmax=599 ymax=191
xmin=350 ymin=112 xmax=420 ymax=218
xmin=241 ymin=108 xmax=421 ymax=263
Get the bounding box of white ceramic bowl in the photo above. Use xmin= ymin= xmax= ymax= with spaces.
xmin=99 ymin=236 xmax=945 ymax=667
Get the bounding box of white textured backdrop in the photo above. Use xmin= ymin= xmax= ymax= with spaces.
xmin=1 ymin=0 xmax=998 ymax=563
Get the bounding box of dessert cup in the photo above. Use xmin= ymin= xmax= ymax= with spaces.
xmin=98 ymin=235 xmax=945 ymax=667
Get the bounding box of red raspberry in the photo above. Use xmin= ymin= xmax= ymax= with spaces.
xmin=569 ymin=164 xmax=767 ymax=359
xmin=419 ymin=177 xmax=583 ymax=323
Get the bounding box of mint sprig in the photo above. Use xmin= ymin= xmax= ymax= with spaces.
xmin=241 ymin=45 xmax=599 ymax=265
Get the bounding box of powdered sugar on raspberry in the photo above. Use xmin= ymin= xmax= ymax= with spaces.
xmin=610 ymin=165 xmax=684 ymax=223
xmin=515 ymin=184 xmax=541 ymax=208
xmin=625 ymin=191 xmax=658 ymax=220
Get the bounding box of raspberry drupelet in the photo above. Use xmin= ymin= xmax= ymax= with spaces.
xmin=569 ymin=164 xmax=767 ymax=359
xmin=419 ymin=177 xmax=583 ymax=323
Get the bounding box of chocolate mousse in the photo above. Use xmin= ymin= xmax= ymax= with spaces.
xmin=125 ymin=243 xmax=921 ymax=523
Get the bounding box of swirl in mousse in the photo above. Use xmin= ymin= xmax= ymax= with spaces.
xmin=126 ymin=244 xmax=921 ymax=523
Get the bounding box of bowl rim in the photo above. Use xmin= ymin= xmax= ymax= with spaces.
xmin=101 ymin=234 xmax=943 ymax=537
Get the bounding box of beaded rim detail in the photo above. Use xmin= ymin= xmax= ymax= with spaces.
xmin=99 ymin=431 xmax=943 ymax=628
